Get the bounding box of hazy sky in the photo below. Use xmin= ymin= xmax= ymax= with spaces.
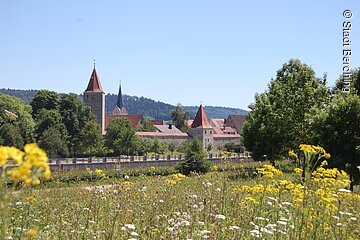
xmin=0 ymin=0 xmax=359 ymax=110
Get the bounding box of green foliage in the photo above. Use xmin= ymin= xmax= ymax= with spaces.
xmin=136 ymin=120 xmax=156 ymax=132
xmin=243 ymin=59 xmax=329 ymax=162
xmin=59 ymin=93 xmax=103 ymax=155
xmin=105 ymin=118 xmax=138 ymax=155
xmin=171 ymin=103 xmax=189 ymax=132
xmin=333 ymin=68 xmax=360 ymax=95
xmin=134 ymin=138 xmax=152 ymax=155
xmin=0 ymin=123 xmax=24 ymax=148
xmin=79 ymin=120 xmax=104 ymax=155
xmin=310 ymin=93 xmax=360 ymax=186
xmin=224 ymin=142 xmax=244 ymax=153
xmin=35 ymin=109 xmax=69 ymax=157
xmin=0 ymin=94 xmax=34 ymax=147
xmin=176 ymin=140 xmax=191 ymax=153
xmin=150 ymin=139 xmax=166 ymax=154
xmin=168 ymin=142 xmax=176 ymax=153
xmin=30 ymin=90 xmax=60 ymax=117
xmin=176 ymin=139 xmax=210 ymax=175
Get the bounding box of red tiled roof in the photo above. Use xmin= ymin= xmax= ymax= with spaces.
xmin=191 ymin=105 xmax=212 ymax=129
xmin=85 ymin=68 xmax=104 ymax=93
xmin=105 ymin=114 xmax=143 ymax=129
xmin=213 ymin=133 xmax=241 ymax=139
xmin=150 ymin=120 xmax=166 ymax=125
xmin=136 ymin=132 xmax=188 ymax=137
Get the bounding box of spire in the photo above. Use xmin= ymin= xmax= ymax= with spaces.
xmin=191 ymin=104 xmax=212 ymax=128
xmin=116 ymin=81 xmax=124 ymax=108
xmin=112 ymin=81 xmax=128 ymax=115
xmin=85 ymin=65 xmax=104 ymax=93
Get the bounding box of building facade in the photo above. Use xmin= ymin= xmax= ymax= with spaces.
xmin=83 ymin=67 xmax=244 ymax=149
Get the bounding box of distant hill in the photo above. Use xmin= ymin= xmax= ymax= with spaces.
xmin=0 ymin=89 xmax=248 ymax=120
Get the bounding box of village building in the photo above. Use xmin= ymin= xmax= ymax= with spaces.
xmin=83 ymin=67 xmax=244 ymax=150
xmin=84 ymin=66 xmax=143 ymax=133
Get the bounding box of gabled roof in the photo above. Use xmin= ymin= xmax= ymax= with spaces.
xmin=85 ymin=68 xmax=104 ymax=93
xmin=112 ymin=105 xmax=128 ymax=115
xmin=154 ymin=124 xmax=182 ymax=133
xmin=191 ymin=105 xmax=212 ymax=129
xmin=226 ymin=115 xmax=247 ymax=134
xmin=105 ymin=114 xmax=143 ymax=129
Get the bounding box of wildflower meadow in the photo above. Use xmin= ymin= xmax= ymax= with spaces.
xmin=0 ymin=144 xmax=359 ymax=239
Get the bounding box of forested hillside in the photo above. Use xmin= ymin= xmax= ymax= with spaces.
xmin=0 ymin=89 xmax=248 ymax=120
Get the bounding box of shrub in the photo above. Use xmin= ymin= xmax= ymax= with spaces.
xmin=176 ymin=139 xmax=210 ymax=175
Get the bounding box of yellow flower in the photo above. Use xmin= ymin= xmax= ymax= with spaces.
xmin=25 ymin=228 xmax=37 ymax=238
xmin=171 ymin=173 xmax=186 ymax=180
xmin=150 ymin=166 xmax=156 ymax=171
xmin=257 ymin=164 xmax=283 ymax=179
xmin=24 ymin=143 xmax=48 ymax=166
xmin=212 ymin=165 xmax=219 ymax=171
xmin=171 ymin=195 xmax=176 ymax=200
xmin=241 ymin=196 xmax=258 ymax=205
xmin=288 ymin=150 xmax=297 ymax=158
xmin=167 ymin=179 xmax=177 ymax=185
xmin=122 ymin=181 xmax=131 ymax=185
xmin=24 ymin=178 xmax=32 ymax=185
xmin=294 ymin=168 xmax=303 ymax=175
xmin=33 ymin=179 xmax=40 ymax=185
xmin=27 ymin=195 xmax=36 ymax=202
xmin=43 ymin=168 xmax=51 ymax=180
xmin=299 ymin=144 xmax=316 ymax=155
xmin=0 ymin=146 xmax=24 ymax=165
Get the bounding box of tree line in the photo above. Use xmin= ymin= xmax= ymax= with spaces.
xmin=0 ymin=89 xmax=247 ymax=120
xmin=0 ymin=92 xmax=203 ymax=158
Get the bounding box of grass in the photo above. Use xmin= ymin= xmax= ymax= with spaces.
xmin=3 ymin=161 xmax=359 ymax=240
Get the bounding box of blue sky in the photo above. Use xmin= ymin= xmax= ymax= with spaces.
xmin=0 ymin=0 xmax=359 ymax=110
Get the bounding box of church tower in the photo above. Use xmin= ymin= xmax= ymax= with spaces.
xmin=188 ymin=104 xmax=214 ymax=149
xmin=112 ymin=82 xmax=128 ymax=115
xmin=84 ymin=65 xmax=105 ymax=134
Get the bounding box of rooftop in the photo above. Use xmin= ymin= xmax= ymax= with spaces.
xmin=85 ymin=68 xmax=104 ymax=93
xmin=191 ymin=105 xmax=212 ymax=129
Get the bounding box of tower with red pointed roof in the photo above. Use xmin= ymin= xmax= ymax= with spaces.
xmin=188 ymin=104 xmax=214 ymax=150
xmin=83 ymin=64 xmax=105 ymax=134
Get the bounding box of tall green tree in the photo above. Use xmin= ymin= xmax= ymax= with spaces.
xmin=105 ymin=118 xmax=138 ymax=155
xmin=0 ymin=94 xmax=34 ymax=147
xmin=171 ymin=104 xmax=189 ymax=132
xmin=79 ymin=120 xmax=104 ymax=155
xmin=30 ymin=90 xmax=60 ymax=117
xmin=310 ymin=93 xmax=360 ymax=189
xmin=34 ymin=109 xmax=69 ymax=157
xmin=176 ymin=138 xmax=210 ymax=175
xmin=137 ymin=120 xmax=156 ymax=132
xmin=150 ymin=139 xmax=166 ymax=154
xmin=59 ymin=93 xmax=103 ymax=155
xmin=243 ymin=93 xmax=282 ymax=163
xmin=243 ymin=59 xmax=329 ymax=162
